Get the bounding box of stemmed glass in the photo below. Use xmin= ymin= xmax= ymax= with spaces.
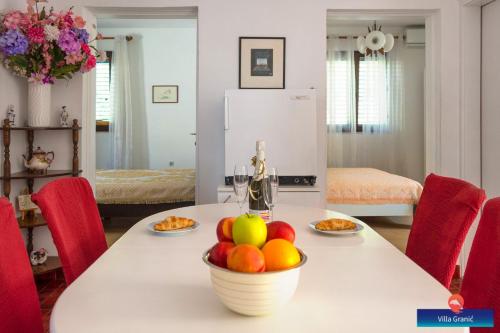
xmin=233 ymin=165 xmax=249 ymax=214
xmin=263 ymin=168 xmax=279 ymax=222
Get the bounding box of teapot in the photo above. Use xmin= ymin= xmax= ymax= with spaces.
xmin=23 ymin=147 xmax=55 ymax=173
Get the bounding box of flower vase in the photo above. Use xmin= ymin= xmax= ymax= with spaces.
xmin=27 ymin=82 xmax=51 ymax=127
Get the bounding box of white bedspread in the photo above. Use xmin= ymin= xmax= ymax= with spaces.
xmin=327 ymin=168 xmax=422 ymax=205
xmin=96 ymin=169 xmax=195 ymax=204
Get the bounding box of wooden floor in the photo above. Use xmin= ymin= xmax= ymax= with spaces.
xmin=362 ymin=216 xmax=412 ymax=253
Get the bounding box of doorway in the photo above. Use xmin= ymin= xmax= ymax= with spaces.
xmin=89 ymin=11 xmax=198 ymax=244
xmin=325 ymin=15 xmax=427 ymax=252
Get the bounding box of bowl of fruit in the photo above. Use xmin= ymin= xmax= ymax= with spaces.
xmin=203 ymin=214 xmax=307 ymax=316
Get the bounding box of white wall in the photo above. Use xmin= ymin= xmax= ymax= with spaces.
xmin=481 ymin=0 xmax=500 ymax=198
xmin=327 ymin=25 xmax=426 ymax=183
xmin=42 ymin=0 xmax=478 ymax=206
xmin=1 ymin=0 xmax=482 ymax=256
xmin=95 ymin=19 xmax=197 ymax=170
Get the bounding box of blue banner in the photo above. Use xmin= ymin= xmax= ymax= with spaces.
xmin=417 ymin=309 xmax=494 ymax=327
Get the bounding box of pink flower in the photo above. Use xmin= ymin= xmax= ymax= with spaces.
xmin=27 ymin=26 xmax=44 ymax=44
xmin=29 ymin=72 xmax=44 ymax=83
xmin=97 ymin=50 xmax=107 ymax=61
xmin=74 ymin=16 xmax=86 ymax=29
xmin=63 ymin=11 xmax=74 ymax=27
xmin=82 ymin=54 xmax=96 ymax=72
xmin=3 ymin=11 xmax=28 ymax=30
xmin=42 ymin=43 xmax=52 ymax=68
xmin=81 ymin=43 xmax=91 ymax=55
xmin=64 ymin=52 xmax=83 ymax=65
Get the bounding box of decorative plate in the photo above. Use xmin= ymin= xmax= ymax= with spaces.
xmin=147 ymin=220 xmax=199 ymax=236
xmin=308 ymin=220 xmax=364 ymax=235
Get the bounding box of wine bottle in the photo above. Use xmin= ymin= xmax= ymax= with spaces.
xmin=249 ymin=140 xmax=269 ymax=220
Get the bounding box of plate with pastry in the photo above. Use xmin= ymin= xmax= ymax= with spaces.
xmin=148 ymin=216 xmax=199 ymax=236
xmin=309 ymin=218 xmax=364 ymax=235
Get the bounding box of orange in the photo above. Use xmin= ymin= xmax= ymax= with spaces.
xmin=261 ymin=239 xmax=300 ymax=271
xmin=227 ymin=244 xmax=266 ymax=273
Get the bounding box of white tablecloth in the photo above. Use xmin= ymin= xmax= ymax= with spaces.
xmin=51 ymin=204 xmax=464 ymax=333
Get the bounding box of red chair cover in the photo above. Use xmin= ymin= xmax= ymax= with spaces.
xmin=0 ymin=197 xmax=43 ymax=333
xmin=32 ymin=177 xmax=107 ymax=285
xmin=406 ymin=173 xmax=486 ymax=288
xmin=461 ymin=198 xmax=500 ymax=333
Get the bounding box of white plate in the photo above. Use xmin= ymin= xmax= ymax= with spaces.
xmin=147 ymin=220 xmax=199 ymax=236
xmin=309 ymin=220 xmax=364 ymax=235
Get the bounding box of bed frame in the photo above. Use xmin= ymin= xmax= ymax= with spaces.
xmin=99 ymin=201 xmax=195 ymax=221
xmin=327 ymin=203 xmax=416 ymax=217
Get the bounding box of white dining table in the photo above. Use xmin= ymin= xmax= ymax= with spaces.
xmin=51 ymin=203 xmax=465 ymax=333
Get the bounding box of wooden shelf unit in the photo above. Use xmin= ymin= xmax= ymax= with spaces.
xmin=32 ymin=256 xmax=61 ymax=276
xmin=1 ymin=118 xmax=81 ymax=276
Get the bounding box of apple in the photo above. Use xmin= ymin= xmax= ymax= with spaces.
xmin=216 ymin=217 xmax=236 ymax=242
xmin=208 ymin=242 xmax=235 ymax=268
xmin=232 ymin=214 xmax=267 ymax=248
xmin=227 ymin=244 xmax=265 ymax=273
xmin=266 ymin=221 xmax=295 ymax=243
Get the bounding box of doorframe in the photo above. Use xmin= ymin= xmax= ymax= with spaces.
xmin=77 ymin=6 xmax=199 ymax=202
xmin=327 ymin=7 xmax=482 ymax=271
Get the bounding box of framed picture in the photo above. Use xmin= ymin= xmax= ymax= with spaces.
xmin=239 ymin=37 xmax=286 ymax=89
xmin=152 ymin=85 xmax=179 ymax=103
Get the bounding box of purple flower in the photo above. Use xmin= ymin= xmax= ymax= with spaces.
xmin=0 ymin=29 xmax=29 ymax=56
xmin=71 ymin=28 xmax=89 ymax=44
xmin=29 ymin=73 xmax=55 ymax=85
xmin=57 ymin=29 xmax=80 ymax=54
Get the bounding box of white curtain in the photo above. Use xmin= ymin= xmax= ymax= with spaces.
xmin=327 ymin=36 xmax=405 ymax=175
xmin=110 ymin=35 xmax=149 ymax=169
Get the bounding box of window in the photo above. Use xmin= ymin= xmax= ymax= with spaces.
xmin=356 ymin=52 xmax=387 ymax=128
xmin=329 ymin=51 xmax=388 ymax=132
xmin=328 ymin=52 xmax=350 ymax=126
xmin=96 ymin=51 xmax=112 ymax=131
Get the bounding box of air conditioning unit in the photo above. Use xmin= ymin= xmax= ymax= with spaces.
xmin=405 ymin=28 xmax=425 ymax=46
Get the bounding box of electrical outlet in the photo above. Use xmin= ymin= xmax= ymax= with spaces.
xmin=169 ymin=161 xmax=174 ymax=167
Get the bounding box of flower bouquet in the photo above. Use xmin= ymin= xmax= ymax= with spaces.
xmin=0 ymin=0 xmax=101 ymax=126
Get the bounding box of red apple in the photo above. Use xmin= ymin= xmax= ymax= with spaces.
xmin=216 ymin=217 xmax=236 ymax=242
xmin=208 ymin=242 xmax=235 ymax=268
xmin=266 ymin=221 xmax=295 ymax=243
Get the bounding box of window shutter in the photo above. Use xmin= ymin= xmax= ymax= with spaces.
xmin=358 ymin=58 xmax=387 ymax=125
xmin=96 ymin=61 xmax=112 ymax=121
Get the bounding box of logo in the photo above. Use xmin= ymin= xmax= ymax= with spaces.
xmin=417 ymin=294 xmax=494 ymax=328
xmin=448 ymin=294 xmax=464 ymax=314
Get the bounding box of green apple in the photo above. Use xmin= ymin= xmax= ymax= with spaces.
xmin=232 ymin=214 xmax=267 ymax=248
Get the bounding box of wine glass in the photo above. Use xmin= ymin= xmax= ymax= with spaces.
xmin=233 ymin=165 xmax=249 ymax=214
xmin=263 ymin=168 xmax=279 ymax=222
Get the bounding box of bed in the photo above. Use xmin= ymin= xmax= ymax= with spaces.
xmin=326 ymin=168 xmax=423 ymax=217
xmin=96 ymin=169 xmax=195 ymax=220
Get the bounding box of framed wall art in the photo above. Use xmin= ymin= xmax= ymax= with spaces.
xmin=239 ymin=37 xmax=286 ymax=89
xmin=152 ymin=85 xmax=179 ymax=103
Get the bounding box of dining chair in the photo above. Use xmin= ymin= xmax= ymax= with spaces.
xmin=0 ymin=198 xmax=44 ymax=333
xmin=405 ymin=173 xmax=486 ymax=288
xmin=32 ymin=177 xmax=108 ymax=285
xmin=460 ymin=197 xmax=500 ymax=333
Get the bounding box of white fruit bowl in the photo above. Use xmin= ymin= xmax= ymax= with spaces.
xmin=202 ymin=248 xmax=307 ymax=316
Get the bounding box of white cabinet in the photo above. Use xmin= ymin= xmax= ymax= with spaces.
xmin=217 ymin=185 xmax=321 ymax=207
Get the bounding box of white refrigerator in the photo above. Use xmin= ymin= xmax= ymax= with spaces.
xmin=224 ymin=89 xmax=318 ymax=179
